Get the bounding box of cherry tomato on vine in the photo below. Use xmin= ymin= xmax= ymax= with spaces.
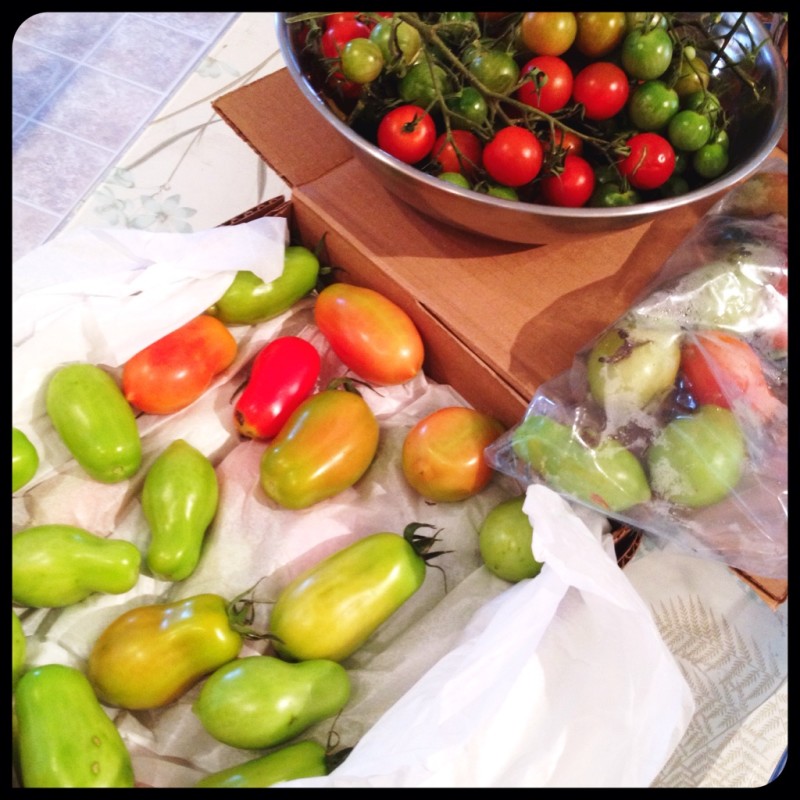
xmin=545 ymin=128 xmax=584 ymax=156
xmin=516 ymin=55 xmax=573 ymax=114
xmin=618 ymin=132 xmax=675 ymax=190
xmin=540 ymin=155 xmax=596 ymax=208
xmin=572 ymin=61 xmax=630 ymax=121
xmin=667 ymin=109 xmax=711 ymax=152
xmin=340 ymin=37 xmax=384 ymax=84
xmin=574 ymin=12 xmax=627 ymax=57
xmin=430 ymin=129 xmax=482 ymax=179
xmin=377 ymin=104 xmax=436 ymax=164
xmin=467 ymin=48 xmax=520 ymax=95
xmin=321 ymin=17 xmax=371 ymax=60
xmin=439 ymin=172 xmax=471 ymax=188
xmin=692 ymin=142 xmax=729 ymax=179
xmin=673 ymin=54 xmax=710 ymax=97
xmin=399 ymin=62 xmax=454 ymax=106
xmin=519 ymin=12 xmax=577 ymax=56
xmin=627 ymin=79 xmax=679 ymax=131
xmin=620 ymin=26 xmax=673 ymax=80
xmin=482 ymin=126 xmax=543 ymax=187
xmin=369 ymin=18 xmax=420 ymax=66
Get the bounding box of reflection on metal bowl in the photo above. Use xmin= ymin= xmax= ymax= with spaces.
xmin=277 ymin=12 xmax=787 ymax=245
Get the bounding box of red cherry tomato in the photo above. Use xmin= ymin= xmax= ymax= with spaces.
xmin=545 ymin=128 xmax=584 ymax=156
xmin=234 ymin=336 xmax=321 ymax=440
xmin=517 ymin=55 xmax=574 ymax=114
xmin=377 ymin=105 xmax=437 ymax=164
xmin=540 ymin=154 xmax=596 ymax=207
xmin=321 ymin=18 xmax=371 ymax=60
xmin=572 ymin=61 xmax=630 ymax=120
xmin=482 ymin=126 xmax=543 ymax=187
xmin=430 ymin=129 xmax=483 ymax=179
xmin=618 ymin=131 xmax=675 ymax=190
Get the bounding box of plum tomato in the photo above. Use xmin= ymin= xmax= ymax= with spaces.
xmin=540 ymin=154 xmax=596 ymax=208
xmin=516 ymin=55 xmax=573 ymax=114
xmin=520 ymin=12 xmax=577 ymax=56
xmin=478 ymin=495 xmax=544 ymax=583
xmin=12 ymin=427 xmax=39 ymax=493
xmin=482 ymin=126 xmax=543 ymax=187
xmin=401 ymin=406 xmax=505 ymax=502
xmin=430 ymin=129 xmax=482 ymax=179
xmin=572 ymin=61 xmax=630 ymax=121
xmin=377 ymin=104 xmax=437 ymax=165
xmin=618 ymin=132 xmax=675 ymax=190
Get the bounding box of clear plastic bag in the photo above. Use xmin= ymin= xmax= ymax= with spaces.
xmin=486 ymin=159 xmax=788 ymax=580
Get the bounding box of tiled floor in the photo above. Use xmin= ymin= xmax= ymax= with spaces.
xmin=11 ymin=11 xmax=240 ymax=263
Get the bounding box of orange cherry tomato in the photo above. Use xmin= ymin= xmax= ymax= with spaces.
xmin=402 ymin=406 xmax=505 ymax=502
xmin=314 ymin=283 xmax=424 ymax=385
xmin=122 ymin=315 xmax=237 ymax=415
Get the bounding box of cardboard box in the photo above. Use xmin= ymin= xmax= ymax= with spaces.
xmin=213 ymin=68 xmax=786 ymax=607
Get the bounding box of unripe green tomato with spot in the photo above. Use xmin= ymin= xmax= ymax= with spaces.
xmin=46 ymin=363 xmax=142 ymax=483
xmin=15 ymin=664 xmax=135 ymax=788
xmin=12 ymin=524 xmax=141 ymax=608
xmin=142 ymin=439 xmax=219 ymax=582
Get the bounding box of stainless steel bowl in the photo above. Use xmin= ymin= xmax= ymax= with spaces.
xmin=277 ymin=13 xmax=787 ymax=245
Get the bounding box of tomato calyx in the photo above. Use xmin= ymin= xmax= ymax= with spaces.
xmin=227 ymin=585 xmax=277 ymax=642
xmin=402 ymin=522 xmax=452 ymax=563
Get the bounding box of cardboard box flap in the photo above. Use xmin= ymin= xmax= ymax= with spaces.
xmin=213 ymin=70 xmax=355 ymax=189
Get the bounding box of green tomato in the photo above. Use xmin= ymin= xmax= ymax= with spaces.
xmin=142 ymin=439 xmax=218 ymax=582
xmin=589 ymin=181 xmax=641 ymax=207
xmin=621 ymin=27 xmax=673 ymax=80
xmin=667 ymin=109 xmax=711 ymax=152
xmin=195 ymin=740 xmax=330 ymax=788
xmin=439 ymin=171 xmax=471 ymax=189
xmin=369 ymin=18 xmax=421 ymax=66
xmin=399 ymin=62 xmax=454 ymax=106
xmin=207 ymin=245 xmax=320 ymax=325
xmin=682 ymin=90 xmax=723 ymax=126
xmin=12 ymin=610 xmax=26 ymax=692
xmin=627 ymin=80 xmax=679 ymax=131
xmin=647 ymin=405 xmax=745 ymax=508
xmin=672 ymin=55 xmax=710 ymax=98
xmin=445 ymin=86 xmax=489 ymax=130
xmin=12 ymin=427 xmax=39 ymax=493
xmin=512 ymin=415 xmax=652 ymax=513
xmin=586 ymin=322 xmax=682 ymax=412
xmin=193 ymin=655 xmax=350 ymax=750
xmin=692 ymin=142 xmax=729 ymax=179
xmin=46 ymin=363 xmax=142 ymax=483
xmin=12 ymin=524 xmax=141 ymax=608
xmin=485 ymin=184 xmax=519 ymax=201
xmin=478 ymin=495 xmax=544 ymax=582
xmin=467 ymin=48 xmax=520 ymax=95
xmin=340 ymin=37 xmax=384 ymax=84
xmin=269 ymin=525 xmax=440 ymax=662
xmin=659 ymin=173 xmax=691 ymax=197
xmin=15 ymin=664 xmax=135 ymax=788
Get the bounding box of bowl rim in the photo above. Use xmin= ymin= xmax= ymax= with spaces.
xmin=276 ymin=12 xmax=787 ymax=222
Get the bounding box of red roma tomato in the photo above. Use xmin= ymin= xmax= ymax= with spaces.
xmin=541 ymin=155 xmax=596 ymax=207
xmin=122 ymin=315 xmax=237 ymax=415
xmin=402 ymin=406 xmax=505 ymax=502
xmin=377 ymin=105 xmax=437 ymax=164
xmin=431 ymin=129 xmax=482 ymax=180
xmin=314 ymin=283 xmax=424 ymax=385
xmin=680 ymin=330 xmax=782 ymax=420
xmin=234 ymin=336 xmax=321 ymax=440
xmin=618 ymin=132 xmax=675 ymax=190
xmin=516 ymin=56 xmax=573 ymax=114
xmin=482 ymin=126 xmax=543 ymax=187
xmin=572 ymin=61 xmax=630 ymax=120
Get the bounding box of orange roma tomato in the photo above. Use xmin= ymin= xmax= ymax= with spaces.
xmin=314 ymin=283 xmax=424 ymax=385
xmin=122 ymin=315 xmax=237 ymax=415
xmin=402 ymin=406 xmax=505 ymax=502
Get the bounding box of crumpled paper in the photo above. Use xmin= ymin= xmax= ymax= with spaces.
xmin=12 ymin=220 xmax=693 ymax=788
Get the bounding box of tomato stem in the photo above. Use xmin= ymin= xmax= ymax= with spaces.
xmin=402 ymin=522 xmax=452 ymax=563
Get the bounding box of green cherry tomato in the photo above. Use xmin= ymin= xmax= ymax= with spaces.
xmin=142 ymin=439 xmax=219 ymax=582
xmin=46 ymin=363 xmax=142 ymax=483
xmin=589 ymin=181 xmax=641 ymax=207
xmin=399 ymin=62 xmax=453 ymax=106
xmin=692 ymin=142 xmax=729 ymax=179
xmin=12 ymin=524 xmax=141 ymax=608
xmin=586 ymin=322 xmax=683 ymax=412
xmin=659 ymin=173 xmax=691 ymax=197
xmin=340 ymin=37 xmax=384 ymax=84
xmin=667 ymin=109 xmax=711 ymax=152
xmin=485 ymin=184 xmax=519 ymax=201
xmin=207 ymin=245 xmax=320 ymax=325
xmin=682 ymin=90 xmax=723 ymax=126
xmin=621 ymin=26 xmax=673 ymax=80
xmin=369 ymin=18 xmax=421 ymax=67
xmin=627 ymin=80 xmax=679 ymax=131
xmin=16 ymin=664 xmax=135 ymax=788
xmin=511 ymin=415 xmax=652 ymax=513
xmin=12 ymin=427 xmax=39 ymax=493
xmin=193 ymin=656 xmax=351 ymax=750
xmin=195 ymin=740 xmax=330 ymax=788
xmin=269 ymin=525 xmax=441 ymax=662
xmin=647 ymin=405 xmax=746 ymax=508
xmin=12 ymin=610 xmax=26 ymax=692
xmin=478 ymin=495 xmax=544 ymax=582
xmin=672 ymin=55 xmax=710 ymax=98
xmin=439 ymin=171 xmax=471 ymax=188
xmin=467 ymin=48 xmax=520 ymax=95
xmin=445 ymin=86 xmax=489 ymax=130
xmin=87 ymin=593 xmax=244 ymax=710
xmin=259 ymin=385 xmax=380 ymax=510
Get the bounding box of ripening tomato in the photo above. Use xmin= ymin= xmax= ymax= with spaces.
xmin=268 ymin=524 xmax=444 ymax=662
xmin=315 ymin=283 xmax=424 ymax=385
xmin=618 ymin=132 xmax=675 ymax=190
xmin=680 ymin=330 xmax=782 ymax=420
xmin=516 ymin=55 xmax=574 ymax=114
xmin=377 ymin=104 xmax=437 ymax=165
xmin=259 ymin=383 xmax=380 ymax=510
xmin=122 ymin=315 xmax=237 ymax=415
xmin=402 ymin=406 xmax=505 ymax=502
xmin=430 ymin=129 xmax=483 ymax=180
xmin=234 ymin=336 xmax=321 ymax=439
xmin=572 ymin=61 xmax=630 ymax=120
xmin=482 ymin=126 xmax=543 ymax=187
xmin=540 ymin=154 xmax=596 ymax=207
xmin=574 ymin=12 xmax=627 ymax=57
xmin=87 ymin=593 xmax=244 ymax=710
xmin=520 ymin=12 xmax=577 ymax=56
